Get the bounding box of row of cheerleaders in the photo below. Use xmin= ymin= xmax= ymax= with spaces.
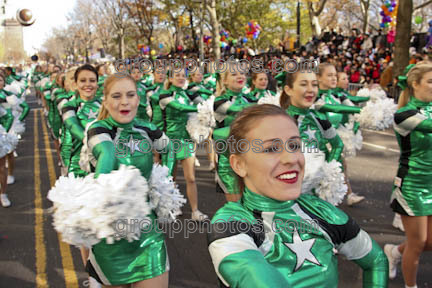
xmin=0 ymin=67 xmax=30 ymax=207
xmin=1 ymin=59 xmax=431 ymax=287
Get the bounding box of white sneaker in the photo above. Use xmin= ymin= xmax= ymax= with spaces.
xmin=195 ymin=158 xmax=201 ymax=167
xmin=191 ymin=210 xmax=208 ymax=221
xmin=7 ymin=176 xmax=15 ymax=185
xmin=13 ymin=151 xmax=18 ymax=157
xmin=0 ymin=194 xmax=11 ymax=207
xmin=384 ymin=244 xmax=401 ymax=279
xmin=208 ymin=162 xmax=216 ymax=172
xmin=392 ymin=214 xmax=405 ymax=232
xmin=88 ymin=277 xmax=102 ymax=288
xmin=347 ymin=193 xmax=365 ymax=206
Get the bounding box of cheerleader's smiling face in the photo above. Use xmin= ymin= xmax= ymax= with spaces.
xmin=284 ymin=71 xmax=318 ymax=109
xmin=230 ymin=115 xmax=305 ymax=201
xmin=253 ymin=73 xmax=268 ymax=90
xmin=105 ymin=78 xmax=139 ymax=124
xmin=224 ymin=70 xmax=246 ymax=92
xmin=154 ymin=70 xmax=166 ymax=83
xmin=131 ymin=68 xmax=142 ymax=82
xmin=412 ymin=71 xmax=432 ymax=103
xmin=318 ymin=65 xmax=337 ymax=90
xmin=76 ymin=70 xmax=98 ymax=101
xmin=169 ymin=70 xmax=186 ymax=88
xmin=191 ymin=71 xmax=203 ymax=83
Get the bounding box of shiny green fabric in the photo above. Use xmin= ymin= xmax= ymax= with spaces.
xmin=62 ymin=96 xmax=101 ymax=177
xmin=333 ymin=87 xmax=370 ymax=104
xmin=50 ymin=88 xmax=66 ymax=138
xmin=249 ymin=88 xmax=276 ymax=103
xmin=88 ymin=117 xmax=169 ymax=284
xmin=209 ymin=187 xmax=388 ymax=287
xmin=0 ymin=106 xmax=13 ymax=132
xmin=186 ymin=82 xmax=213 ymax=103
xmin=203 ymin=73 xmax=217 ymax=92
xmin=317 ymin=89 xmax=361 ymax=128
xmin=392 ymin=97 xmax=432 ymax=216
xmin=136 ymin=81 xmax=150 ymax=122
xmin=286 ymin=105 xmax=344 ymax=163
xmin=57 ymin=91 xmax=76 ymax=167
xmin=147 ymin=83 xmax=164 ymax=130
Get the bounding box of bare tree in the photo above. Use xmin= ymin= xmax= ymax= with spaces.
xmin=393 ymin=0 xmax=413 ymax=78
xmin=206 ymin=0 xmax=220 ymax=60
xmin=308 ymin=0 xmax=327 ymax=36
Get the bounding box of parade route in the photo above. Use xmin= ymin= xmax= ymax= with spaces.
xmin=0 ymin=95 xmax=431 ymax=288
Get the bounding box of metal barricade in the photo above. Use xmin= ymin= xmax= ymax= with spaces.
xmin=347 ymin=83 xmax=364 ymax=95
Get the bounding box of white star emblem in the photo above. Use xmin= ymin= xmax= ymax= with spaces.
xmin=284 ymin=229 xmax=321 ymax=272
xmin=126 ymin=135 xmax=141 ymax=155
xmin=178 ymin=97 xmax=185 ymax=104
xmin=303 ymin=127 xmax=317 ymax=142
xmin=87 ymin=109 xmax=98 ymax=119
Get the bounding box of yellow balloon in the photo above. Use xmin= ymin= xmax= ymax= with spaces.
xmin=150 ymin=37 xmax=154 ymax=41
xmin=151 ymin=50 xmax=156 ymax=55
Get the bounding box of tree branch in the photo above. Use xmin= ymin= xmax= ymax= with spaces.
xmin=414 ymin=0 xmax=432 ymax=11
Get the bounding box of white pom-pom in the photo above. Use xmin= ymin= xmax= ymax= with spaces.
xmin=257 ymin=92 xmax=280 ymax=106
xmin=301 ymin=148 xmax=326 ymax=194
xmin=355 ymin=88 xmax=371 ymax=97
xmin=6 ymin=94 xmax=20 ymax=106
xmin=149 ymin=164 xmax=187 ymax=222
xmin=4 ymin=82 xmax=21 ymax=96
xmin=40 ymin=78 xmax=50 ymax=89
xmin=48 ymin=165 xmax=152 ymax=247
xmin=354 ymin=98 xmax=397 ymax=130
xmin=186 ymin=96 xmax=216 ymax=143
xmin=79 ymin=120 xmax=98 ymax=172
xmin=10 ymin=119 xmax=25 ymax=136
xmin=336 ymin=121 xmax=362 ymax=158
xmin=369 ymin=87 xmax=388 ymax=102
xmin=316 ymin=160 xmax=348 ymax=206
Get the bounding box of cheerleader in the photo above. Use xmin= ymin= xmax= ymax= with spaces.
xmin=56 ymin=68 xmax=77 ymax=175
xmin=83 ymin=74 xmax=173 ymax=287
xmin=95 ymin=64 xmax=107 ymax=99
xmin=317 ymin=63 xmax=364 ymax=206
xmin=131 ymin=67 xmax=151 ymax=122
xmin=207 ymin=104 xmax=388 ymax=287
xmin=248 ymin=72 xmax=276 ymax=102
xmin=61 ymin=64 xmax=101 ymax=178
xmin=0 ymin=96 xmax=14 ymax=207
xmin=159 ymin=69 xmax=208 ymax=221
xmin=280 ymin=67 xmax=345 ymax=205
xmin=384 ymin=62 xmax=432 ymax=288
xmin=213 ymin=65 xmax=254 ymax=202
xmin=186 ymin=69 xmax=216 ymax=171
xmin=147 ymin=69 xmax=166 ymax=130
xmin=0 ymin=74 xmax=29 ymax=185
xmin=50 ymin=73 xmax=67 ymax=165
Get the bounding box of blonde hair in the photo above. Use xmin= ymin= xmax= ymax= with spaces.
xmin=398 ymin=62 xmax=432 ymax=109
xmin=215 ymin=62 xmax=240 ymax=97
xmin=97 ymin=74 xmax=137 ymax=120
xmin=64 ymin=68 xmax=77 ymax=92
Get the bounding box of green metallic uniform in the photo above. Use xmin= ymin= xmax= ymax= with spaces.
xmin=208 ymin=187 xmax=388 ymax=288
xmin=249 ymin=88 xmax=276 ymax=103
xmin=141 ymin=74 xmax=154 ymax=88
xmin=333 ymin=87 xmax=370 ymax=104
xmin=286 ymin=105 xmax=344 ymax=164
xmin=0 ymin=106 xmax=13 ymax=132
xmin=136 ymin=81 xmax=151 ymax=122
xmin=213 ymin=89 xmax=254 ymax=195
xmin=391 ymin=96 xmax=432 ymax=216
xmin=186 ymin=82 xmax=213 ymax=104
xmin=159 ymin=85 xmax=198 ymax=161
xmin=50 ymin=88 xmax=66 ymax=139
xmin=316 ymin=89 xmax=361 ymax=129
xmin=62 ymin=96 xmax=101 ymax=177
xmin=203 ymin=73 xmax=217 ymax=92
xmin=96 ymin=75 xmax=106 ymax=99
xmin=0 ymin=89 xmax=30 ymax=122
xmin=85 ymin=116 xmax=174 ymax=286
xmin=147 ymin=83 xmax=164 ymax=130
xmin=57 ymin=91 xmax=76 ymax=168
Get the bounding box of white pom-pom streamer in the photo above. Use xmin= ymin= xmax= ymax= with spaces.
xmin=369 ymin=87 xmax=388 ymax=102
xmin=337 ymin=121 xmax=362 ymax=158
xmin=48 ymin=165 xmax=152 ymax=247
xmin=355 ymin=88 xmax=370 ymax=97
xmin=316 ymin=160 xmax=348 ymax=206
xmin=4 ymin=82 xmax=21 ymax=96
xmin=257 ymin=92 xmax=280 ymax=106
xmin=149 ymin=164 xmax=187 ymax=222
xmin=186 ymin=96 xmax=216 ymax=143
xmin=10 ymin=119 xmax=25 ymax=136
xmin=354 ymin=97 xmax=397 ymax=130
xmin=79 ymin=120 xmax=98 ymax=172
xmin=301 ymin=148 xmax=326 ymax=195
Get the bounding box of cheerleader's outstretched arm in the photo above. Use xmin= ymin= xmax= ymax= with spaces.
xmin=19 ymin=101 xmax=30 ymax=121
xmin=316 ymin=103 xmax=361 ymax=114
xmin=394 ymin=109 xmax=432 ymax=136
xmin=62 ymin=106 xmax=84 ymax=141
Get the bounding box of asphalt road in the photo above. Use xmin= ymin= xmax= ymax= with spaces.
xmin=0 ymin=95 xmax=431 ymax=288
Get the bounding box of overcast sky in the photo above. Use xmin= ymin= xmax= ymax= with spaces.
xmin=4 ymin=0 xmax=77 ymax=55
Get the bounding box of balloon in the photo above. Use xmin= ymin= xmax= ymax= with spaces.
xmin=150 ymin=37 xmax=154 ymax=41
xmin=185 ymin=35 xmax=190 ymax=39
xmin=151 ymin=50 xmax=156 ymax=55
xmin=415 ymin=16 xmax=423 ymax=24
xmin=232 ymin=39 xmax=237 ymax=45
xmin=243 ymin=37 xmax=248 ymax=43
xmin=159 ymin=43 xmax=164 ymax=49
xmin=177 ymin=45 xmax=183 ymax=51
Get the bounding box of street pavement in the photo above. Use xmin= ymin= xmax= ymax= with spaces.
xmin=0 ymin=95 xmax=431 ymax=288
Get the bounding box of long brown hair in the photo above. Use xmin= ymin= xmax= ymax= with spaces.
xmin=398 ymin=62 xmax=432 ymax=109
xmin=97 ymin=74 xmax=137 ymax=120
xmin=250 ymin=72 xmax=267 ymax=91
xmin=228 ymin=104 xmax=296 ymax=192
